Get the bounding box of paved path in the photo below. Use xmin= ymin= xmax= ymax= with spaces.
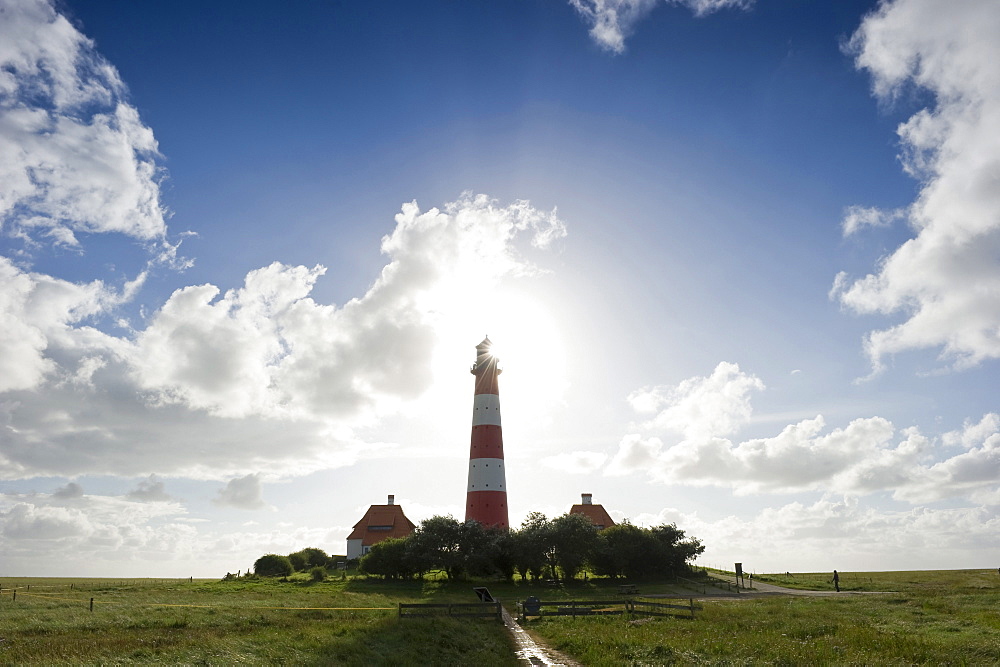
xmin=501 ymin=578 xmax=891 ymax=665
xmin=501 ymin=606 xmax=581 ymax=666
xmin=699 ymin=575 xmax=889 ymax=598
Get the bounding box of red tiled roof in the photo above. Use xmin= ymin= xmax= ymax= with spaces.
xmin=346 ymin=504 xmax=417 ymax=546
xmin=570 ymin=503 xmax=616 ymax=530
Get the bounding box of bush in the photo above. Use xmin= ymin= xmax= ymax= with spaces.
xmin=254 ymin=554 xmax=294 ymax=577
xmin=309 ymin=566 xmax=327 ymax=582
xmin=288 ymin=552 xmax=308 ymax=571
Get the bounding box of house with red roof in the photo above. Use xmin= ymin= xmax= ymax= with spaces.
xmin=346 ymin=495 xmax=417 ymax=561
xmin=569 ymin=493 xmax=616 ymax=530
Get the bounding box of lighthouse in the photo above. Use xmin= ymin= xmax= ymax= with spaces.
xmin=465 ymin=336 xmax=509 ymax=528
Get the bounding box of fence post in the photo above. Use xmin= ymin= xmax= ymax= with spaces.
xmin=689 ymin=598 xmax=694 ymax=618
xmin=12 ymin=590 xmax=15 ymax=602
xmin=90 ymin=598 xmax=94 ymax=612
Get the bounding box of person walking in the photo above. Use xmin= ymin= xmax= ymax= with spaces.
xmin=833 ymin=570 xmax=840 ymax=592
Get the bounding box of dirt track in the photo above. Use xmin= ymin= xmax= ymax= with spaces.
xmin=691 ymin=575 xmax=890 ymax=598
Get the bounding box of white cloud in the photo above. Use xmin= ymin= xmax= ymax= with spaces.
xmin=0 ymin=488 xmax=186 ymax=549
xmin=0 ymin=488 xmax=332 ymax=576
xmin=0 ymin=193 xmax=564 ymax=480
xmin=568 ymin=0 xmax=753 ymax=54
xmin=606 ymin=433 xmax=663 ymax=475
xmin=2 ymin=502 xmax=92 ymax=539
xmin=627 ymin=362 xmax=764 ymax=439
xmin=841 ymin=205 xmax=906 ymax=237
xmin=0 ymin=0 xmax=167 ymax=247
xmin=541 ymin=450 xmax=609 ymax=474
xmin=213 ymin=474 xmax=269 ymax=510
xmin=635 ymin=499 xmax=1000 ymax=572
xmin=610 ymin=364 xmax=1000 ymax=504
xmin=130 ymin=194 xmax=564 ymax=422
xmin=835 ymin=0 xmax=1000 ymax=371
xmin=0 ymin=256 xmax=130 ymax=392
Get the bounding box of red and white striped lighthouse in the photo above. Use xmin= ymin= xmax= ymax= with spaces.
xmin=465 ymin=336 xmax=509 ymax=528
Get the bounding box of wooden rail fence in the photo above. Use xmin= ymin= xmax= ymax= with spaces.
xmin=518 ymin=597 xmax=700 ymax=620
xmin=398 ymin=601 xmax=503 ymax=621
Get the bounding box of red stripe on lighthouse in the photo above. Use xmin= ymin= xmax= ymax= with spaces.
xmin=465 ymin=336 xmax=509 ymax=529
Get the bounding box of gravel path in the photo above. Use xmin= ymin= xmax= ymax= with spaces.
xmin=699 ymin=575 xmax=890 ymax=598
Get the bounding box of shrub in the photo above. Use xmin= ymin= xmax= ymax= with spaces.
xmin=288 ymin=552 xmax=308 ymax=571
xmin=309 ymin=566 xmax=326 ymax=582
xmin=254 ymin=554 xmax=294 ymax=577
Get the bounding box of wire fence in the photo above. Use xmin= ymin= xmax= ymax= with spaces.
xmin=0 ymin=584 xmax=395 ymax=613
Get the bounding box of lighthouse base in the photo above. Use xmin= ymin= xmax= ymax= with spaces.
xmin=465 ymin=490 xmax=509 ymax=529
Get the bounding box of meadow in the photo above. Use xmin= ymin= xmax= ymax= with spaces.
xmin=1 ymin=569 xmax=998 ymax=665
xmin=0 ymin=575 xmax=518 ymax=665
xmin=524 ymin=569 xmax=1000 ymax=665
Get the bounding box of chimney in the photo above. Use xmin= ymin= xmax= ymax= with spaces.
xmin=582 ymin=493 xmax=592 ymax=505
xmin=387 ymin=494 xmax=395 ymax=505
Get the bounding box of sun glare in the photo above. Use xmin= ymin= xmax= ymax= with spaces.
xmin=426 ymin=286 xmax=568 ymax=423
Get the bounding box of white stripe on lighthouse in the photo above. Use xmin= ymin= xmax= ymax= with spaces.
xmin=467 ymin=458 xmax=506 ymax=491
xmin=471 ymin=394 xmax=502 ymax=426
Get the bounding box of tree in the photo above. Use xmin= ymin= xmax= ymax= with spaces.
xmin=408 ymin=516 xmax=466 ymax=579
xmin=649 ymin=523 xmax=705 ymax=575
xmin=291 ymin=547 xmax=330 ymax=570
xmin=549 ymin=513 xmax=599 ymax=580
xmin=358 ymin=537 xmax=412 ymax=579
xmin=593 ymin=522 xmax=656 ymax=579
xmin=483 ymin=525 xmax=517 ymax=580
xmin=288 ymin=551 xmax=308 ymax=571
xmin=512 ymin=512 xmax=551 ymax=581
xmin=254 ymin=554 xmax=293 ymax=577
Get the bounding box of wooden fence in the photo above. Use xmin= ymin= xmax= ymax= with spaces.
xmin=518 ymin=597 xmax=700 ymax=620
xmin=630 ymin=597 xmax=700 ymax=618
xmin=398 ymin=601 xmax=503 ymax=621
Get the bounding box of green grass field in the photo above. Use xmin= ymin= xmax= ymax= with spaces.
xmin=2 ymin=569 xmax=999 ymax=665
xmin=0 ymin=575 xmax=519 ymax=665
xmin=523 ymin=569 xmax=1000 ymax=665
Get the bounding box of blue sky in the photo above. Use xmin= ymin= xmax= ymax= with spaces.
xmin=1 ymin=0 xmax=999 ymax=576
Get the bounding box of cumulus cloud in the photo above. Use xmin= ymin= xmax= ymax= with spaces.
xmin=541 ymin=450 xmax=608 ymax=474
xmin=627 ymin=362 xmax=764 ymax=439
xmin=52 ymin=482 xmax=84 ymax=499
xmin=568 ymin=0 xmax=753 ymax=54
xmin=213 ymin=474 xmax=269 ymax=510
xmin=634 ymin=499 xmax=1000 ymax=572
xmin=0 ymin=193 xmax=564 ymax=480
xmin=0 ymin=487 xmax=185 ymax=550
xmin=0 ymin=485 xmax=357 ymax=577
xmin=126 ymin=475 xmax=173 ymax=502
xmin=0 ymin=0 xmax=167 ymax=248
xmin=609 ymin=364 xmax=1000 ymax=504
xmin=0 ymin=256 xmax=130 ymax=392
xmin=2 ymin=503 xmax=92 ymax=539
xmin=834 ymin=0 xmax=1000 ymax=371
xmin=130 ymin=194 xmax=564 ymax=422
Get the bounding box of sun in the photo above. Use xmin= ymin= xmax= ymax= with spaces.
xmin=472 ymin=290 xmax=566 ymax=404
xmin=426 ymin=285 xmax=568 ymax=421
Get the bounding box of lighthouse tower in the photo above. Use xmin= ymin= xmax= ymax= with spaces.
xmin=465 ymin=336 xmax=509 ymax=528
